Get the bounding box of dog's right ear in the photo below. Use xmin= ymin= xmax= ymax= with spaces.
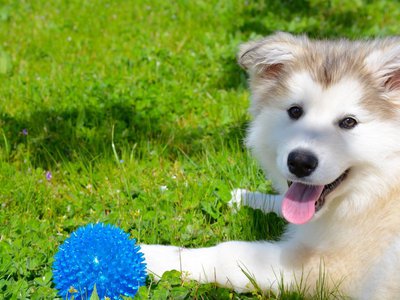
xmin=238 ymin=32 xmax=302 ymax=78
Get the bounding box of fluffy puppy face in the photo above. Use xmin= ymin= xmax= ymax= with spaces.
xmin=238 ymin=33 xmax=400 ymax=223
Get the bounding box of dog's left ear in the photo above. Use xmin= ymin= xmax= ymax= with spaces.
xmin=364 ymin=42 xmax=400 ymax=91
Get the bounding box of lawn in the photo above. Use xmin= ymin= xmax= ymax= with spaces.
xmin=1 ymin=0 xmax=400 ymax=299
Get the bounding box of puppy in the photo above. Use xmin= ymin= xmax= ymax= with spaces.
xmin=142 ymin=33 xmax=400 ymax=299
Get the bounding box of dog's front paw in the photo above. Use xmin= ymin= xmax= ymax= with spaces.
xmin=229 ymin=188 xmax=248 ymax=210
xmin=140 ymin=244 xmax=183 ymax=280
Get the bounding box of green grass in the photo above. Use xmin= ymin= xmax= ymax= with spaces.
xmin=1 ymin=0 xmax=400 ymax=299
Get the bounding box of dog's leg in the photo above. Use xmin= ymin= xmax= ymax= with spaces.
xmin=230 ymin=189 xmax=283 ymax=217
xmin=141 ymin=241 xmax=293 ymax=293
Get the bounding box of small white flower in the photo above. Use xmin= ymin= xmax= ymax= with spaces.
xmin=160 ymin=185 xmax=168 ymax=192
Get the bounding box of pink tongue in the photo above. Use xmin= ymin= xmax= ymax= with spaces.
xmin=282 ymin=183 xmax=324 ymax=225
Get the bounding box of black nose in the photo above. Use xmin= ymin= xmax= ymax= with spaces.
xmin=287 ymin=149 xmax=318 ymax=178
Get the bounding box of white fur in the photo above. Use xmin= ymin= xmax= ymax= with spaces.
xmin=141 ymin=34 xmax=400 ymax=298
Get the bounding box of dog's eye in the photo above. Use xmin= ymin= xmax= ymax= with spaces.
xmin=339 ymin=117 xmax=358 ymax=129
xmin=287 ymin=106 xmax=303 ymax=120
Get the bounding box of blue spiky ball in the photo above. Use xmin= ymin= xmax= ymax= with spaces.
xmin=52 ymin=223 xmax=146 ymax=299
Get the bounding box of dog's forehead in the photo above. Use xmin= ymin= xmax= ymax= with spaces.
xmin=286 ymin=70 xmax=395 ymax=119
xmin=292 ymin=41 xmax=366 ymax=87
xmin=288 ymin=71 xmax=363 ymax=105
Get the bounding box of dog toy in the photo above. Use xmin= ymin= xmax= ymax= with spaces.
xmin=52 ymin=223 xmax=146 ymax=299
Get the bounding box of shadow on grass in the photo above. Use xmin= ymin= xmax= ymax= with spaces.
xmin=250 ymin=209 xmax=286 ymax=241
xmin=235 ymin=0 xmax=385 ymax=40
xmin=0 ymin=103 xmax=248 ymax=167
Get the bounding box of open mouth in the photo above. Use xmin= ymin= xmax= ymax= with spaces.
xmin=315 ymin=169 xmax=349 ymax=211
xmin=283 ymin=169 xmax=349 ymax=224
